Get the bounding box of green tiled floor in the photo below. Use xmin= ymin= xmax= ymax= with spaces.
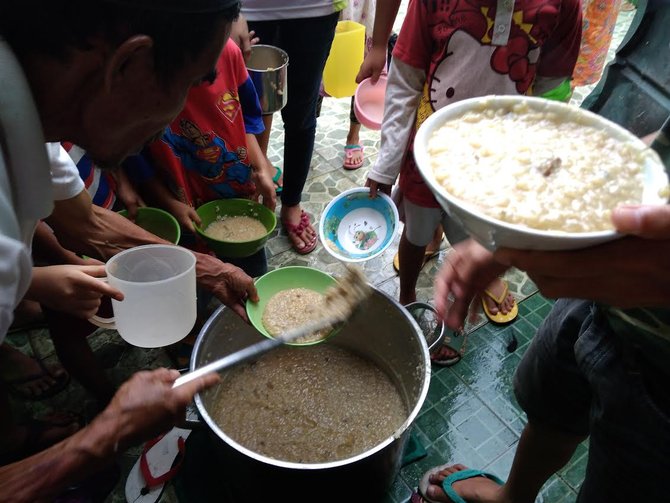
xmin=385 ymin=293 xmax=588 ymax=503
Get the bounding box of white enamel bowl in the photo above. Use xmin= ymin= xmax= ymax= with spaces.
xmin=413 ymin=95 xmax=668 ymax=251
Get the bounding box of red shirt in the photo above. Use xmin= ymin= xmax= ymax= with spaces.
xmin=394 ymin=0 xmax=582 ymax=207
xmin=146 ymin=39 xmax=263 ymax=208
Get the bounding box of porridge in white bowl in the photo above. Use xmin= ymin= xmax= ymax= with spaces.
xmin=413 ymin=96 xmax=669 ymax=250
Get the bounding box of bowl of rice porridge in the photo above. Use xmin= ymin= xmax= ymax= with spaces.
xmin=246 ymin=266 xmax=340 ymax=345
xmin=413 ymin=95 xmax=670 ymax=251
xmin=195 ymin=198 xmax=277 ymax=258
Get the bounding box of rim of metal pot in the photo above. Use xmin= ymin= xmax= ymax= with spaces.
xmin=403 ymin=301 xmax=447 ymax=353
xmin=246 ymin=44 xmax=289 ymax=70
xmin=192 ymin=285 xmax=431 ymax=470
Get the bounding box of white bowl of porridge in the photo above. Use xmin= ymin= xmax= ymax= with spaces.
xmin=195 ymin=198 xmax=277 ymax=258
xmin=413 ymin=96 xmax=670 ymax=251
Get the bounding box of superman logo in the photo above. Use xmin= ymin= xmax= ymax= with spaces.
xmin=217 ymin=90 xmax=241 ymax=122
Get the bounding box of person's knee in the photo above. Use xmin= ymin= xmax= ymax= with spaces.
xmin=281 ymin=108 xmax=317 ymax=134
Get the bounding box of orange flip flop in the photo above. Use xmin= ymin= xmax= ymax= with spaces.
xmin=481 ymin=280 xmax=518 ymax=324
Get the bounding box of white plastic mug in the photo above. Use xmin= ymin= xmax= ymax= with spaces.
xmin=90 ymin=244 xmax=197 ymax=348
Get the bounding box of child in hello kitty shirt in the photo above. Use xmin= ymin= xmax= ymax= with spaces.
xmin=364 ymin=0 xmax=582 ymax=365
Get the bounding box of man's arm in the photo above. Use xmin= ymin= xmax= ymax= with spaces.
xmin=45 ymin=189 xmax=258 ymax=317
xmin=0 ymin=368 xmax=218 ymax=502
xmin=45 ymin=189 xmax=167 ymax=260
xmin=366 ymin=58 xmax=426 ymax=196
xmin=434 ymin=203 xmax=670 ymax=331
xmin=356 ymin=0 xmax=402 ymax=84
xmin=494 ymin=205 xmax=670 ymax=308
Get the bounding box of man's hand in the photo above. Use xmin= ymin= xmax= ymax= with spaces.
xmin=112 ymin=169 xmax=146 ymax=220
xmin=493 ymin=204 xmax=670 ymax=308
xmin=27 ymin=265 xmax=124 ymax=319
xmin=193 ymin=253 xmax=258 ymax=320
xmin=434 ymin=239 xmax=509 ymax=330
xmin=100 ymin=368 xmax=219 ymax=452
xmin=252 ymin=165 xmax=278 ymax=211
xmin=356 ymin=45 xmax=388 ymax=84
xmin=162 ymin=199 xmax=201 ymax=233
xmin=365 ymin=178 xmax=393 ymax=198
xmin=230 ymin=14 xmax=259 ymax=61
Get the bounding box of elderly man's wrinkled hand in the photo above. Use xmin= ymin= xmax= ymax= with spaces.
xmin=103 ymin=368 xmax=219 ymax=452
xmin=194 ymin=253 xmax=258 ymax=320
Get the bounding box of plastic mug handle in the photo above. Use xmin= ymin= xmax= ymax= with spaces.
xmin=88 ymin=277 xmax=116 ymax=329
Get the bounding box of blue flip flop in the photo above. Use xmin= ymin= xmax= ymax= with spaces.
xmin=272 ymin=165 xmax=283 ymax=194
xmin=415 ymin=466 xmax=505 ymax=503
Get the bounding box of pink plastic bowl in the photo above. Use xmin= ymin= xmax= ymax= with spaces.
xmin=354 ymin=76 xmax=387 ymax=130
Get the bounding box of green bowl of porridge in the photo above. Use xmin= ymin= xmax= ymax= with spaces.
xmin=195 ymin=199 xmax=277 ymax=258
xmin=413 ymin=95 xmax=670 ymax=251
xmin=118 ymin=207 xmax=181 ymax=244
xmin=246 ymin=266 xmax=339 ymax=345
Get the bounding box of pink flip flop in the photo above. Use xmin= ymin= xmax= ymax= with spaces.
xmin=343 ymin=144 xmax=364 ymax=170
xmin=282 ymin=210 xmax=317 ymax=254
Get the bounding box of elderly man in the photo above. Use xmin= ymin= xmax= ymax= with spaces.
xmin=0 ymin=0 xmax=244 ymax=500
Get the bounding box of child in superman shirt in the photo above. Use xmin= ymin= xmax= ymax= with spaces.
xmin=364 ymin=0 xmax=582 ymax=366
xmin=128 ymin=38 xmax=277 ymax=278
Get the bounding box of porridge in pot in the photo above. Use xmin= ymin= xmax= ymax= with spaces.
xmin=205 ymin=215 xmax=267 ymax=242
xmin=212 ymin=344 xmax=407 ymax=463
xmin=427 ymin=102 xmax=669 ymax=233
xmin=262 ymin=288 xmax=330 ymax=344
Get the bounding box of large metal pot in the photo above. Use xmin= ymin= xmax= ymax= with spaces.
xmin=191 ymin=287 xmax=431 ymax=502
xmin=246 ymin=44 xmax=288 ymax=114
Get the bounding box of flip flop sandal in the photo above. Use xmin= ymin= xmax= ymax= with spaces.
xmin=272 ymin=165 xmax=283 ymax=194
xmin=393 ymin=244 xmax=444 ymax=274
xmin=282 ymin=210 xmax=317 ymax=255
xmin=343 ymin=144 xmax=364 ymax=170
xmin=414 ymin=466 xmax=505 ymax=503
xmin=125 ymin=427 xmax=191 ymax=503
xmin=430 ymin=330 xmax=467 ymax=367
xmin=481 ymin=279 xmax=518 ymax=324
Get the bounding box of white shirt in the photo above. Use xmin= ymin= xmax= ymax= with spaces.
xmin=48 ymin=142 xmax=85 ymax=202
xmin=0 ymin=41 xmax=83 ymax=341
xmin=242 ymin=0 xmax=338 ymax=20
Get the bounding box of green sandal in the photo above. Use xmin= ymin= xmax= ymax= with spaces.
xmin=272 ymin=165 xmax=283 ymax=194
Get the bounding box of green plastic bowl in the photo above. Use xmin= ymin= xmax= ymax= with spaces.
xmin=195 ymin=199 xmax=277 ymax=259
xmin=118 ymin=207 xmax=181 ymax=244
xmin=246 ymin=266 xmax=338 ymax=345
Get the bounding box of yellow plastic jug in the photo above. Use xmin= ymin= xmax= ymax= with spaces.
xmin=322 ymin=20 xmax=366 ymax=98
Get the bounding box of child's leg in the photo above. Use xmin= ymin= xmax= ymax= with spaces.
xmin=343 ymin=97 xmax=364 ymax=169
xmin=439 ymin=215 xmax=516 ymax=319
xmin=399 ymin=200 xmax=443 ymax=305
xmin=428 ymin=224 xmax=444 ymax=254
xmin=45 ymin=302 xmax=116 ymax=405
xmin=257 ymin=114 xmax=273 ymax=156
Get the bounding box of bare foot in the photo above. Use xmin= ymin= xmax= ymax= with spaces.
xmin=281 ymin=205 xmax=317 ymax=253
xmin=0 ymin=345 xmax=69 ymax=400
xmin=422 ymin=464 xmax=506 ymax=503
xmin=482 ymin=278 xmax=515 ymax=316
xmin=430 ymin=344 xmax=461 ymax=366
xmin=0 ymin=411 xmax=81 ymax=463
